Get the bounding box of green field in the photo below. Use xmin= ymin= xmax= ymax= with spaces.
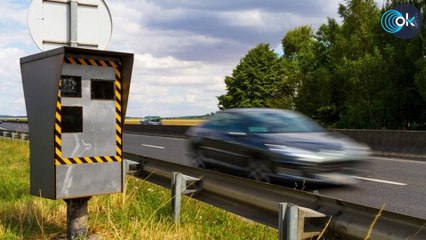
xmin=0 ymin=139 xmax=277 ymax=239
xmin=0 ymin=118 xmax=28 ymax=122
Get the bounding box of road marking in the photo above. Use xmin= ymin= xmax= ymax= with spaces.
xmin=141 ymin=144 xmax=165 ymax=149
xmin=370 ymin=156 xmax=426 ymax=165
xmin=127 ymin=133 xmax=186 ymax=141
xmin=353 ymin=176 xmax=407 ymax=186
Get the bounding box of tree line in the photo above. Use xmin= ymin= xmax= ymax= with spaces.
xmin=218 ymin=0 xmax=426 ymax=130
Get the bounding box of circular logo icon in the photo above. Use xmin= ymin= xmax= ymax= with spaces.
xmin=381 ymin=10 xmax=403 ymax=33
xmin=381 ymin=4 xmax=423 ymax=39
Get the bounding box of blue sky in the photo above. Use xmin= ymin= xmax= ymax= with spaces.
xmin=0 ymin=0 xmax=383 ymax=117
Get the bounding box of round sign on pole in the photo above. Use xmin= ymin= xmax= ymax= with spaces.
xmin=28 ymin=0 xmax=113 ymax=51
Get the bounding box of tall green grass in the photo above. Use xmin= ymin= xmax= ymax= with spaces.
xmin=0 ymin=139 xmax=277 ymax=239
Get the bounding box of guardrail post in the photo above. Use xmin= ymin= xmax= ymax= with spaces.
xmin=20 ymin=133 xmax=28 ymax=144
xmin=3 ymin=131 xmax=11 ymax=141
xmin=11 ymin=132 xmax=17 ymax=141
xmin=124 ymin=159 xmax=140 ymax=174
xmin=279 ymin=202 xmax=326 ymax=240
xmin=171 ymin=172 xmax=202 ymax=223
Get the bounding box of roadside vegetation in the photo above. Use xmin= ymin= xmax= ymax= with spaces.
xmin=124 ymin=118 xmax=143 ymax=125
xmin=0 ymin=118 xmax=28 ymax=123
xmin=218 ymin=0 xmax=426 ymax=130
xmin=0 ymin=139 xmax=277 ymax=239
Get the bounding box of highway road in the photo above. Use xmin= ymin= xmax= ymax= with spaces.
xmin=124 ymin=133 xmax=426 ymax=220
xmin=0 ymin=121 xmax=28 ymax=132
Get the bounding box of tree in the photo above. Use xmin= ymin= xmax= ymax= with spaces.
xmin=218 ymin=0 xmax=426 ymax=129
xmin=376 ymin=0 xmax=426 ymax=129
xmin=217 ymin=44 xmax=282 ymax=109
xmin=265 ymin=26 xmax=316 ymax=111
xmin=415 ymin=1 xmax=426 ymax=101
xmin=280 ymin=26 xmax=317 ymax=114
xmin=279 ymin=24 xmax=341 ymax=126
xmin=330 ymin=0 xmax=394 ymax=128
xmin=310 ymin=19 xmax=343 ymax=126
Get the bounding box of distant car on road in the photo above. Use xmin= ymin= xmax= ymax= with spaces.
xmin=186 ymin=108 xmax=371 ymax=185
xmin=141 ymin=116 xmax=161 ymax=125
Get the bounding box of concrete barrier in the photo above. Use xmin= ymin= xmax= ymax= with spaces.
xmin=124 ymin=125 xmax=189 ymax=138
xmin=330 ymin=129 xmax=426 ymax=159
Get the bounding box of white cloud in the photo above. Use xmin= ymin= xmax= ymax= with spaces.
xmin=0 ymin=47 xmax=28 ymax=115
xmin=221 ymin=10 xmax=265 ymax=28
xmin=0 ymin=1 xmax=28 ymax=25
xmin=127 ymin=52 xmax=228 ymax=116
xmin=0 ymin=0 xmax=347 ymax=117
xmin=0 ymin=48 xmax=26 ymax=77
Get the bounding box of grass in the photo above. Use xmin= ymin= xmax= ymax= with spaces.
xmin=0 ymin=139 xmax=277 ymax=239
xmin=0 ymin=118 xmax=28 ymax=122
xmin=124 ymin=118 xmax=143 ymax=125
xmin=160 ymin=119 xmax=205 ymax=126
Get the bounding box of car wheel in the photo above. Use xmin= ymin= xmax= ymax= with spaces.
xmin=247 ymin=160 xmax=272 ymax=183
xmin=191 ymin=149 xmax=206 ymax=168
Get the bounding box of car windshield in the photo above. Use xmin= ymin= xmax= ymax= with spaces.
xmin=242 ymin=111 xmax=324 ymax=133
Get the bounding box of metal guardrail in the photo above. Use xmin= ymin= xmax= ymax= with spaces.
xmin=0 ymin=130 xmax=29 ymax=143
xmin=124 ymin=152 xmax=426 ymax=240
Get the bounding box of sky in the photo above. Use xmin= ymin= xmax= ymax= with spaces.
xmin=0 ymin=0 xmax=384 ymax=117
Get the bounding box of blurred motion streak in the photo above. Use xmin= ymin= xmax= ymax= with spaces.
xmin=186 ymin=108 xmax=371 ymax=185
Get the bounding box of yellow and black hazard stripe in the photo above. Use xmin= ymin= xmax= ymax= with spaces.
xmin=54 ymin=90 xmax=66 ymax=164
xmin=54 ymin=57 xmax=123 ymax=165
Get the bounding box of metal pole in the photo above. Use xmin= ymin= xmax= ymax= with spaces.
xmin=287 ymin=204 xmax=299 ymax=240
xmin=171 ymin=172 xmax=182 ymax=223
xmin=279 ymin=203 xmax=287 ymax=240
xmin=279 ymin=203 xmax=299 ymax=240
xmin=70 ymin=0 xmax=78 ymax=47
xmin=66 ymin=197 xmax=91 ymax=239
xmin=20 ymin=133 xmax=26 ymax=144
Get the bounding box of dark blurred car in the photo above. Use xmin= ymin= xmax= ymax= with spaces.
xmin=141 ymin=116 xmax=161 ymax=125
xmin=186 ymin=108 xmax=371 ymax=185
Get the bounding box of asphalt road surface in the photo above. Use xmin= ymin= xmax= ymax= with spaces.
xmin=0 ymin=121 xmax=28 ymax=132
xmin=124 ymin=133 xmax=426 ymax=220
